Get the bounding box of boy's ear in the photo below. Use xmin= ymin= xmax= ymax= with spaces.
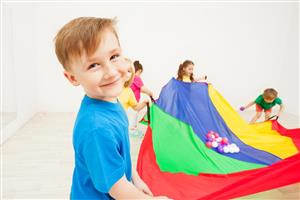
xmin=63 ymin=71 xmax=80 ymax=86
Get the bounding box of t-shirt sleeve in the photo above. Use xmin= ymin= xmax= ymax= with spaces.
xmin=128 ymin=89 xmax=138 ymax=108
xmin=81 ymin=127 xmax=125 ymax=193
xmin=255 ymin=95 xmax=263 ymax=104
xmin=133 ymin=76 xmax=144 ymax=89
xmin=275 ymin=97 xmax=282 ymax=105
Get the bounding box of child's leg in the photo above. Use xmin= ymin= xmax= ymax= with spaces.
xmin=132 ymin=110 xmax=138 ymax=128
xmin=127 ymin=109 xmax=137 ymax=130
xmin=250 ymin=104 xmax=263 ymax=124
xmin=264 ymin=108 xmax=272 ymax=121
xmin=250 ymin=112 xmax=262 ymax=124
xmin=127 ymin=109 xmax=139 ymax=136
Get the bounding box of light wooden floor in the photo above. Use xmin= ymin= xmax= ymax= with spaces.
xmin=1 ymin=112 xmax=17 ymax=128
xmin=2 ymin=112 xmax=300 ymax=199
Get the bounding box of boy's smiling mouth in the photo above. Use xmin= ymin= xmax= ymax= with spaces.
xmin=100 ymin=77 xmax=121 ymax=87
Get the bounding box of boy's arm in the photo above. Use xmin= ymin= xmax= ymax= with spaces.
xmin=109 ymin=175 xmax=167 ymax=199
xmin=141 ymin=86 xmax=153 ymax=97
xmin=277 ymin=104 xmax=284 ymax=117
xmin=241 ymin=101 xmax=255 ymax=111
xmin=133 ymin=99 xmax=149 ymax=111
xmin=109 ymin=175 xmax=152 ymax=199
xmin=131 ymin=167 xmax=153 ymax=196
xmin=245 ymin=101 xmax=256 ymax=109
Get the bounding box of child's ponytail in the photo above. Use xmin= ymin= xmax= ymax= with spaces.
xmin=133 ymin=60 xmax=143 ymax=73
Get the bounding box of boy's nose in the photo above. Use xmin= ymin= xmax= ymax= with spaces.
xmin=103 ymin=64 xmax=118 ymax=79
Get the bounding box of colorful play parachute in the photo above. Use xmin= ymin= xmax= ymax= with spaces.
xmin=137 ymin=78 xmax=300 ymax=200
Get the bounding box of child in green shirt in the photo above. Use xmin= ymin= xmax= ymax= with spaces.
xmin=240 ymin=88 xmax=284 ymax=124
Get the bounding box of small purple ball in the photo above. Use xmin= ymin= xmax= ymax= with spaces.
xmin=217 ymin=145 xmax=224 ymax=153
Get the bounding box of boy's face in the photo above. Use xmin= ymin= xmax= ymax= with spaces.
xmin=64 ymin=29 xmax=129 ymax=102
xmin=184 ymin=64 xmax=194 ymax=76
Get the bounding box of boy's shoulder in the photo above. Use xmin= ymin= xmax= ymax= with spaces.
xmin=73 ymin=96 xmax=127 ymax=139
xmin=76 ymin=104 xmax=121 ymax=131
xmin=255 ymin=94 xmax=263 ymax=102
xmin=274 ymin=97 xmax=282 ymax=104
xmin=73 ymin=110 xmax=120 ymax=146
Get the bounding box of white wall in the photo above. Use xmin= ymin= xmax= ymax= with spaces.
xmin=2 ymin=4 xmax=38 ymax=143
xmin=2 ymin=6 xmax=17 ymax=113
xmin=3 ymin=2 xmax=299 ymax=116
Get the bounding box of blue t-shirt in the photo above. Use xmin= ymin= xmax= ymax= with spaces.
xmin=70 ymin=95 xmax=132 ymax=199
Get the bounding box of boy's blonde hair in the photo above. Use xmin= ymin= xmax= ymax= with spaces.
xmin=263 ymin=88 xmax=278 ymax=100
xmin=124 ymin=58 xmax=135 ymax=88
xmin=54 ymin=17 xmax=118 ymax=71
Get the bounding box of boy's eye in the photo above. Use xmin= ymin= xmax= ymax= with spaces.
xmin=88 ymin=63 xmax=100 ymax=70
xmin=110 ymin=54 xmax=120 ymax=62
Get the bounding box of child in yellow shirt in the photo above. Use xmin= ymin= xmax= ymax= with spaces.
xmin=176 ymin=60 xmax=207 ymax=82
xmin=119 ymin=59 xmax=149 ymax=136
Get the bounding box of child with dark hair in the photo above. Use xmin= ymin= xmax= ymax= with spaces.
xmin=176 ymin=60 xmax=207 ymax=83
xmin=131 ymin=60 xmax=153 ymax=101
xmin=129 ymin=60 xmax=153 ymax=135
